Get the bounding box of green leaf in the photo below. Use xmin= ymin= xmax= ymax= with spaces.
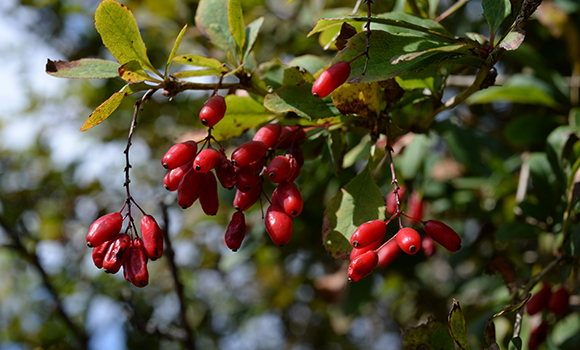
xmin=496 ymin=222 xmax=542 ymax=242
xmin=196 ymin=0 xmax=236 ymax=54
xmin=80 ymin=82 xmax=152 ymax=131
xmin=401 ymin=316 xmax=455 ymax=350
xmin=484 ymin=320 xmax=496 ymax=348
xmin=264 ymin=85 xmax=340 ymax=120
xmin=172 ymin=54 xmax=226 ymax=70
xmin=508 ymin=337 xmax=522 ymax=350
xmin=492 ymin=295 xmax=531 ymax=317
xmin=228 ymin=0 xmax=245 ymax=54
xmin=309 ymin=12 xmax=453 ymax=40
xmin=94 ymin=0 xmax=158 ymax=75
xmin=482 ymin=0 xmax=511 ymax=35
xmin=467 ymin=85 xmax=560 ymax=108
xmin=565 ymin=224 xmax=580 ymax=257
xmin=288 ymin=55 xmax=328 ymax=75
xmin=398 ymin=134 xmax=430 ymax=179
xmin=322 ymin=166 xmax=386 ymax=260
xmin=328 ymin=129 xmax=346 ymax=176
xmin=211 ymin=95 xmax=274 ymax=140
xmin=242 ymin=17 xmax=264 ymax=62
xmin=448 ymin=299 xmax=470 ymax=350
xmin=118 ymin=60 xmax=162 ymax=83
xmin=165 ymin=24 xmax=188 ymax=78
xmin=172 ymin=69 xmax=227 ymax=78
xmin=45 ymin=58 xmax=120 ymax=79
xmin=390 ymin=43 xmax=466 ymax=64
xmin=333 ymin=30 xmax=467 ymax=84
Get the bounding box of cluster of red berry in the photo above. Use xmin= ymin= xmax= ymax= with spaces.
xmin=162 ymin=93 xmax=306 ymax=251
xmin=525 ymin=282 xmax=571 ymax=349
xmin=87 ymin=211 xmax=163 ymax=288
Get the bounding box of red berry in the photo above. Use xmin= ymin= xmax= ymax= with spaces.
xmin=267 ymin=156 xmax=292 ymax=183
xmin=348 ymin=250 xmax=378 ymax=282
xmin=377 ymin=239 xmax=400 ymax=268
xmin=199 ymin=171 xmax=219 ymax=216
xmin=163 ymin=162 xmax=192 ymax=191
xmin=548 ymin=286 xmax=570 ymax=316
xmin=249 ymin=158 xmax=266 ymax=173
xmin=161 ymin=141 xmax=197 ymax=170
xmin=124 ymin=238 xmax=149 ymax=288
xmin=92 ymin=240 xmax=112 ymax=269
xmin=86 ymin=212 xmax=123 ymax=248
xmin=225 ymin=211 xmax=246 ymax=251
xmin=276 ymin=126 xmax=306 ymax=149
xmin=406 ymin=190 xmax=424 ymax=223
xmin=421 ymin=235 xmax=437 ymax=257
xmin=231 ymin=141 xmax=267 ymax=167
xmin=199 ymin=95 xmax=226 ymax=127
xmin=177 ymin=167 xmax=203 ymax=209
xmin=386 ymin=186 xmax=406 ymax=215
xmin=215 ymin=148 xmax=236 ymax=189
xmin=277 ymin=181 xmax=303 ymax=217
xmin=526 ymin=281 xmax=552 ymax=315
xmin=312 ymin=61 xmax=351 ymax=98
xmin=423 ymin=220 xmax=462 ymax=252
xmin=253 ymin=123 xmax=282 ymax=149
xmin=193 ymin=148 xmax=220 ymax=173
xmin=396 ymin=227 xmax=421 ymax=255
xmin=350 ymin=219 xmax=387 ymax=248
xmin=103 ymin=233 xmax=132 ymax=274
xmin=528 ymin=321 xmax=548 ymax=350
xmin=233 ymin=184 xmax=261 ymax=211
xmin=140 ymin=215 xmax=163 ymax=260
xmin=235 ymin=165 xmax=259 ymax=193
xmin=350 ymin=239 xmax=382 ymax=262
xmin=264 ymin=204 xmax=293 ymax=246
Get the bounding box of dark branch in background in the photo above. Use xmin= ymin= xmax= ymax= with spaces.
xmin=361 ymin=0 xmax=372 ymax=75
xmin=0 ymin=218 xmax=88 ymax=349
xmin=160 ymin=202 xmax=197 ymax=350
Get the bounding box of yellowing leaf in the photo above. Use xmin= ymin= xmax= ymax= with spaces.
xmin=45 ymin=58 xmax=120 ymax=79
xmin=118 ymin=60 xmax=162 ymax=83
xmin=331 ymin=82 xmax=382 ymax=116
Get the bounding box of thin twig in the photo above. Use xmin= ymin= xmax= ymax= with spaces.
xmin=361 ymin=0 xmax=373 ymax=75
xmin=385 ymin=119 xmax=403 ymax=229
xmin=160 ymin=203 xmax=197 ymax=350
xmin=0 ymin=218 xmax=88 ymax=349
xmin=435 ymin=0 xmax=469 ymax=22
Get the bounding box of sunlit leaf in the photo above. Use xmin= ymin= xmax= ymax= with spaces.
xmin=331 ymin=82 xmax=382 ymax=116
xmin=467 ymin=85 xmax=559 ymax=108
xmin=94 ymin=0 xmax=157 ymax=74
xmin=196 ymin=0 xmax=236 ymax=53
xmin=172 ymin=54 xmax=226 ymax=70
xmin=499 ymin=28 xmax=525 ymax=51
xmin=173 ymin=69 xmax=227 ymax=78
xmin=242 ymin=17 xmax=264 ymax=61
xmin=322 ymin=166 xmax=385 ymax=260
xmin=118 ymin=60 xmax=162 ymax=83
xmin=45 ymin=58 xmax=120 ymax=79
xmin=165 ymin=24 xmax=188 ymax=78
xmin=80 ymin=82 xmax=152 ymax=131
xmin=228 ymin=0 xmax=246 ymax=53
xmin=211 ymin=95 xmax=274 ymax=140
xmin=390 ymin=43 xmax=466 ymax=64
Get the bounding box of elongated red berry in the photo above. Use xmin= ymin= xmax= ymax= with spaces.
xmin=312 ymin=61 xmax=351 ymax=98
xmin=350 ymin=219 xmax=387 ymax=248
xmin=235 ymin=165 xmax=259 ymax=193
xmin=177 ymin=168 xmax=203 ymax=209
xmin=528 ymin=321 xmax=548 ymax=350
xmin=124 ymin=238 xmax=149 ymax=288
xmin=423 ymin=220 xmax=462 ymax=252
xmin=215 ymin=148 xmax=236 ymax=189
xmin=92 ymin=240 xmax=112 ymax=269
xmin=267 ymin=156 xmax=292 ymax=183
xmin=140 ymin=215 xmax=163 ymax=260
xmin=526 ymin=281 xmax=552 ymax=315
xmin=161 ymin=141 xmax=197 ymax=170
xmin=231 ymin=141 xmax=267 ymax=167
xmin=406 ymin=190 xmax=424 ymax=222
xmin=225 ymin=211 xmax=246 ymax=251
xmin=194 ymin=148 xmax=220 ymax=173
xmin=276 ymin=126 xmax=306 ymax=149
xmin=277 ymin=181 xmax=303 ymax=217
xmin=199 ymin=171 xmax=219 ymax=215
xmin=254 ymin=123 xmax=282 ymax=149
xmin=233 ymin=184 xmax=261 ymax=211
xmin=377 ymin=239 xmax=400 ymax=268
xmin=264 ymin=204 xmax=293 ymax=246
xmin=86 ymin=212 xmax=123 ymax=248
xmin=548 ymin=286 xmax=570 ymax=316
xmin=199 ymin=95 xmax=226 ymax=127
xmin=350 ymin=239 xmax=382 ymax=262
xmin=103 ymin=233 xmax=131 ymax=274
xmin=348 ymin=250 xmax=378 ymax=282
xmin=396 ymin=227 xmax=421 ymax=255
xmin=163 ymin=162 xmax=192 ymax=191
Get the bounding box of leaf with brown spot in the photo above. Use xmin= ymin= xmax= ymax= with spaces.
xmin=118 ymin=60 xmax=162 ymax=83
xmin=331 ymin=82 xmax=382 ymax=117
xmin=46 ymin=58 xmax=120 ymax=79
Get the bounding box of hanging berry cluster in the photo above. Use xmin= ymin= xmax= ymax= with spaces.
xmin=161 ymin=88 xmax=306 ymax=252
xmin=525 ymin=282 xmax=571 ymax=349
